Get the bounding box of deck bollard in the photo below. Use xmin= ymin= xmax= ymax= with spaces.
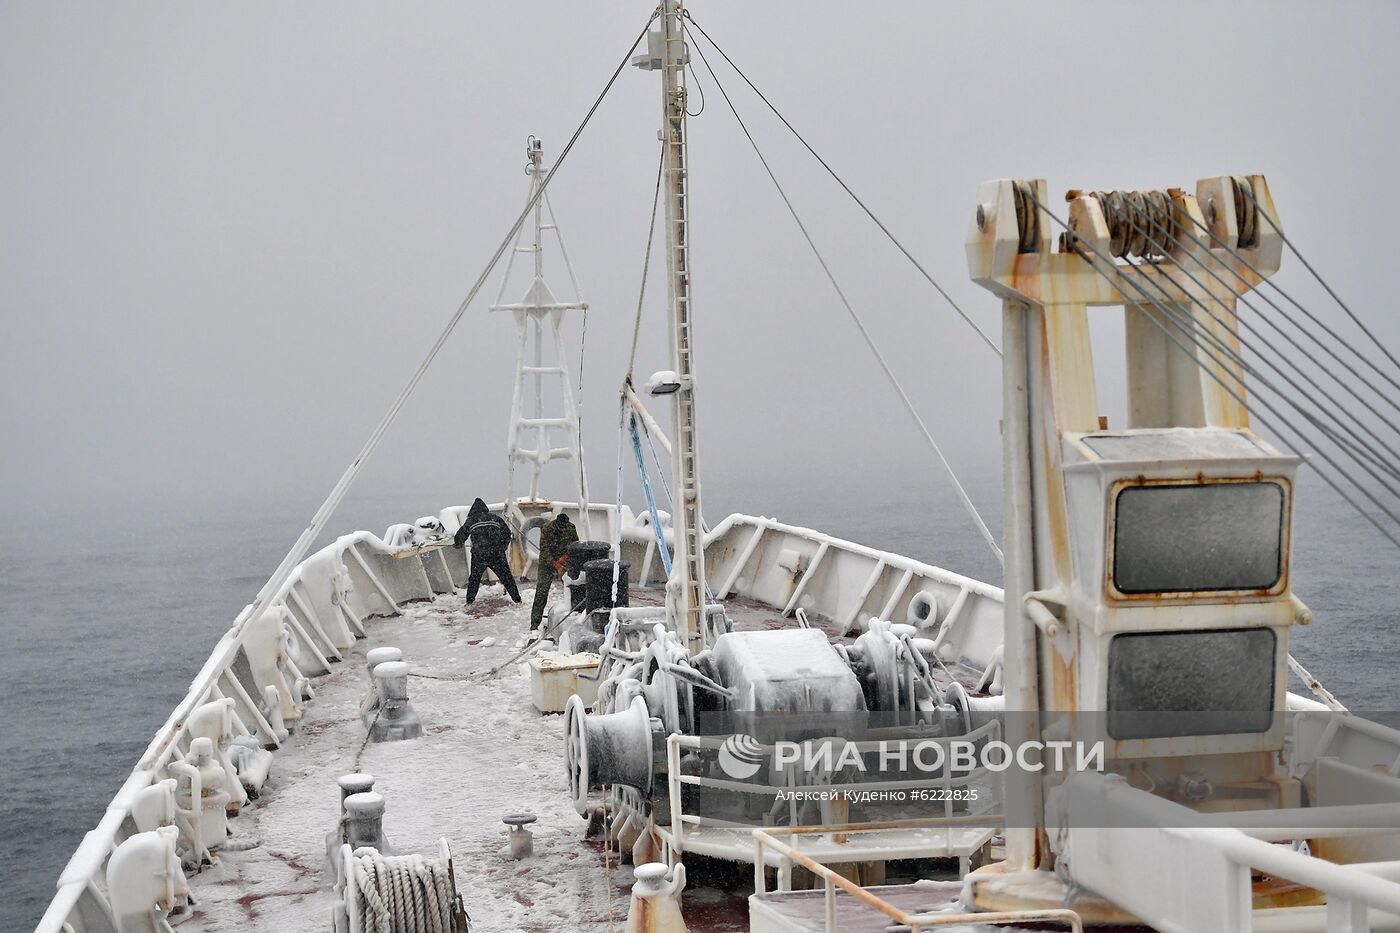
xmin=344 ymin=791 xmax=388 ymax=852
xmin=625 ymin=862 xmax=688 ymax=933
xmin=368 ymin=660 xmax=423 ymax=742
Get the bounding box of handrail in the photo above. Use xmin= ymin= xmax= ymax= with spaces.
xmin=31 ymin=516 xmax=472 ymax=933
xmin=37 ymin=504 xmax=1003 ymax=932
xmin=665 ymin=723 xmax=1005 ymax=859
xmin=752 ymin=825 xmax=1083 ymax=933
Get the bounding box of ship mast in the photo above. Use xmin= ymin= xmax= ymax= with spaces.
xmin=655 ymin=0 xmax=706 ymax=649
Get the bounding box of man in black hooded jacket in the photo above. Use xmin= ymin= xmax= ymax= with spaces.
xmin=453 ymin=498 xmax=522 ymax=604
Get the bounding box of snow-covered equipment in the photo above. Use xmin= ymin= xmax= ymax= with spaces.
xmin=184 ymin=697 xmax=249 ymax=814
xmin=566 ymin=611 xmax=998 ymax=870
xmin=412 ymin=516 xmax=447 ymax=545
xmin=360 ymin=646 xmax=403 ymax=717
xmin=626 ymin=862 xmax=688 ymax=933
xmin=333 ymin=838 xmax=468 ymax=933
xmin=169 ymin=737 xmax=230 ymax=867
xmin=343 ymin=792 xmax=389 ymax=853
xmin=106 ymin=826 xmax=188 ymax=933
xmin=584 ymin=557 xmax=630 ymax=613
xmin=503 ymin=812 xmax=537 ymax=860
xmin=367 ymin=660 xmax=422 ymax=742
xmin=327 ymin=773 xmax=377 ymax=871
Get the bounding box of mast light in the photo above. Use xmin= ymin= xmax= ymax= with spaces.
xmin=645 ymin=370 xmax=683 ymax=396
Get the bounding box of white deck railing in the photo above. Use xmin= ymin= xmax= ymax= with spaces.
xmin=663 ymin=723 xmax=1004 ymax=868
xmin=35 ymin=504 xmax=1006 ymax=933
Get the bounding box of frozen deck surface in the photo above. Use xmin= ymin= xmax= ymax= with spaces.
xmin=184 ymin=584 xmax=771 ymax=932
xmin=181 ymin=584 xmax=1005 ymax=933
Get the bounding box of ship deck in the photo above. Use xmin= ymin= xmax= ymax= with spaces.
xmin=184 ymin=584 xmax=768 ymax=932
xmin=181 ymin=578 xmax=1016 ymax=933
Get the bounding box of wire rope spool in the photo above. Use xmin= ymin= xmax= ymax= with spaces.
xmin=1079 ymin=188 xmax=1181 ymax=259
xmin=1231 ymin=174 xmax=1259 ymax=249
xmin=1012 ymin=179 xmax=1041 ymax=253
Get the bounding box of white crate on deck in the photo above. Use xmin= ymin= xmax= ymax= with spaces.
xmin=529 ymin=652 xmax=601 ymax=713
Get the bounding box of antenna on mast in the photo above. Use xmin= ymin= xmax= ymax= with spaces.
xmin=633 ymin=0 xmax=706 ymax=652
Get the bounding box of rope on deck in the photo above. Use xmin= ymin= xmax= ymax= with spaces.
xmin=351 ymin=846 xmax=464 ymax=933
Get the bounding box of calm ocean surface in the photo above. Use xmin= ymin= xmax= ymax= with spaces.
xmin=0 ymin=468 xmax=1392 ymax=930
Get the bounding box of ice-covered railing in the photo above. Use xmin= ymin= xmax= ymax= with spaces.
xmin=665 ymin=724 xmax=1005 ymax=869
xmin=34 ymin=503 xmax=1008 ymax=933
xmin=627 ymin=513 xmax=1006 ymax=669
xmin=31 ymin=501 xmax=514 ymax=933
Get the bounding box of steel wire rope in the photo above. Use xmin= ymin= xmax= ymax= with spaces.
xmin=1175 ymin=199 xmax=1400 ymax=403
xmin=688 ymin=26 xmax=1003 ymax=565
xmin=683 ymin=14 xmax=1001 ymax=358
xmin=1107 ymin=226 xmax=1400 ymax=501
xmin=1081 ymin=232 xmax=1400 ymax=541
xmin=1088 ymin=243 xmax=1400 ymax=546
xmin=541 ymin=191 xmax=595 ymax=529
xmin=1113 ymin=208 xmax=1400 ymax=487
xmin=627 ymin=146 xmax=666 ymax=381
xmin=1240 ymin=184 xmax=1400 ymax=374
xmin=231 ymin=13 xmax=659 ymax=638
xmin=1029 ymin=192 xmax=1400 ymax=550
xmin=1121 ymin=204 xmax=1400 ymax=476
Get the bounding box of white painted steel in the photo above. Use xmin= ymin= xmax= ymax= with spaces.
xmin=663 ymin=726 xmax=1002 ymax=866
xmin=494 ymin=140 xmax=593 ymax=539
xmin=35 ymin=503 xmax=1004 ymax=932
xmin=655 ymin=0 xmax=707 ymax=653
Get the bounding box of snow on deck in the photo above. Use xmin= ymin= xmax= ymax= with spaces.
xmin=184 ymin=584 xmax=767 ymax=933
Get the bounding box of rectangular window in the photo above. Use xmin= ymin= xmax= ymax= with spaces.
xmin=1107 ymin=628 xmax=1276 ymax=739
xmin=1113 ymin=481 xmax=1284 ymax=594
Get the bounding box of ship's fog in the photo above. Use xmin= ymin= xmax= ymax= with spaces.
xmin=4 ymin=1 xmax=1400 ymax=930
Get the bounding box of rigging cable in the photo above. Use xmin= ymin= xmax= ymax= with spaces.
xmin=1100 ymin=248 xmax=1400 ymax=545
xmin=541 ymin=190 xmax=595 ymax=533
xmin=1028 ymin=191 xmax=1400 ymax=550
xmin=1170 ymin=206 xmax=1400 ymax=412
xmin=627 ymin=145 xmax=667 ymax=381
xmin=230 ymin=12 xmax=659 ymax=640
xmin=689 ymin=27 xmax=1003 ymax=565
xmin=684 ymin=57 xmax=706 ymax=117
xmin=1080 ymin=229 xmax=1400 ymax=538
xmin=684 ymin=14 xmax=1001 ymax=358
xmin=630 ymin=413 xmax=675 ymax=576
xmin=1109 ymin=218 xmax=1400 ymax=496
xmin=1178 ymin=198 xmax=1400 ymax=401
xmin=1115 ymin=207 xmax=1400 ymax=483
xmin=1242 ymin=184 xmax=1400 ymax=375
xmin=1132 ymin=204 xmax=1400 ymax=447
xmin=631 ymin=407 xmax=716 ymax=599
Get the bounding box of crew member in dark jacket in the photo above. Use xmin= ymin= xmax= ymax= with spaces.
xmin=531 ymin=512 xmax=580 ymax=630
xmin=453 ymin=498 xmax=521 ymax=604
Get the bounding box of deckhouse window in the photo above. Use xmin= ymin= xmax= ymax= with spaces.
xmin=1112 ymin=481 xmax=1285 ymax=595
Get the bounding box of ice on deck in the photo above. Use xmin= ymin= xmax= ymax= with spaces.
xmin=181 ymin=585 xmax=766 ymax=932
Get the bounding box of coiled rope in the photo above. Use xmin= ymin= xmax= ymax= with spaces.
xmin=350 ymin=846 xmax=462 ymax=933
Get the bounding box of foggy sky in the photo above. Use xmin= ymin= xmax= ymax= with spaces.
xmin=4 ymin=0 xmax=1400 ymax=533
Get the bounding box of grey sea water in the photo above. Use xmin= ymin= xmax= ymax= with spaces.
xmin=0 ymin=467 xmax=1392 ymax=931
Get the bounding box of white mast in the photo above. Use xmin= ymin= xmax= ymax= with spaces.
xmin=634 ymin=0 xmax=705 ymax=649
xmin=493 ymin=136 xmax=592 ymax=540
